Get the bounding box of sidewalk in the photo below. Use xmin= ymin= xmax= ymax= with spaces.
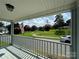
xmin=32 ymin=34 xmax=60 ymax=40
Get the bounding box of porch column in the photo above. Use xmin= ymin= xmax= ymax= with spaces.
xmin=77 ymin=4 xmax=79 ymax=59
xmin=71 ymin=5 xmax=77 ymax=59
xmin=71 ymin=3 xmax=79 ymax=59
xmin=11 ymin=20 xmax=14 ymax=45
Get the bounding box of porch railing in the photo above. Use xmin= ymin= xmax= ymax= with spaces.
xmin=13 ymin=35 xmax=71 ymax=59
xmin=0 ymin=35 xmax=11 ymax=48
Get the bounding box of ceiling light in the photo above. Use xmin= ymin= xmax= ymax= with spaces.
xmin=5 ymin=4 xmax=14 ymax=12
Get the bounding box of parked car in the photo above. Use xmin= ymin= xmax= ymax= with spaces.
xmin=60 ymin=35 xmax=71 ymax=43
xmin=0 ymin=31 xmax=4 ymax=35
xmin=0 ymin=29 xmax=8 ymax=35
xmin=0 ymin=31 xmax=8 ymax=35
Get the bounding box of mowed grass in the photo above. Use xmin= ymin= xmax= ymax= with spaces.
xmin=0 ymin=41 xmax=9 ymax=46
xmin=18 ymin=29 xmax=70 ymax=40
xmin=18 ymin=31 xmax=33 ymax=37
xmin=35 ymin=30 xmax=59 ymax=37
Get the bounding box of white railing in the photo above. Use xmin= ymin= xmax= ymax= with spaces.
xmin=0 ymin=35 xmax=11 ymax=48
xmin=13 ymin=35 xmax=71 ymax=59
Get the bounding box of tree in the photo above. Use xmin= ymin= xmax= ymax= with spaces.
xmin=14 ymin=27 xmax=21 ymax=34
xmin=14 ymin=23 xmax=21 ymax=34
xmin=44 ymin=24 xmax=51 ymax=31
xmin=24 ymin=25 xmax=31 ymax=31
xmin=54 ymin=14 xmax=65 ymax=28
xmin=14 ymin=23 xmax=19 ymax=27
xmin=31 ymin=25 xmax=37 ymax=31
xmin=52 ymin=23 xmax=59 ymax=29
xmin=6 ymin=24 xmax=11 ymax=34
xmin=66 ymin=19 xmax=71 ymax=26
xmin=6 ymin=23 xmax=21 ymax=34
xmin=54 ymin=14 xmax=65 ymax=35
xmin=0 ymin=22 xmax=4 ymax=27
xmin=38 ymin=27 xmax=44 ymax=31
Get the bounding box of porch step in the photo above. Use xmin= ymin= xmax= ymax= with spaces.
xmin=6 ymin=46 xmax=38 ymax=59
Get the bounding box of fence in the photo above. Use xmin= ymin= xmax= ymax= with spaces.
xmin=13 ymin=35 xmax=71 ymax=59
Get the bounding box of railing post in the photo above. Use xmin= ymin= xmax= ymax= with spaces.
xmin=11 ymin=20 xmax=14 ymax=45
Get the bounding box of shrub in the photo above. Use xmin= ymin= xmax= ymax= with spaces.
xmin=38 ymin=27 xmax=44 ymax=31
xmin=54 ymin=29 xmax=65 ymax=35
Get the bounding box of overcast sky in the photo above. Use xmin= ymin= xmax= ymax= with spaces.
xmin=2 ymin=12 xmax=71 ymax=27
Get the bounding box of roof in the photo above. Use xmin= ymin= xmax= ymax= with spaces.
xmin=0 ymin=0 xmax=76 ymax=21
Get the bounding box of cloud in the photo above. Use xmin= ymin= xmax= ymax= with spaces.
xmin=1 ymin=12 xmax=71 ymax=27
xmin=19 ymin=12 xmax=71 ymax=27
xmin=62 ymin=12 xmax=71 ymax=22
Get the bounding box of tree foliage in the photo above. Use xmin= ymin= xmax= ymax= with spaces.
xmin=14 ymin=23 xmax=21 ymax=34
xmin=54 ymin=14 xmax=65 ymax=28
xmin=6 ymin=23 xmax=21 ymax=34
xmin=66 ymin=19 xmax=71 ymax=26
xmin=43 ymin=24 xmax=51 ymax=31
xmin=24 ymin=25 xmax=31 ymax=31
xmin=0 ymin=22 xmax=4 ymax=27
xmin=38 ymin=27 xmax=44 ymax=31
xmin=31 ymin=25 xmax=37 ymax=31
xmin=54 ymin=29 xmax=65 ymax=35
xmin=6 ymin=24 xmax=11 ymax=34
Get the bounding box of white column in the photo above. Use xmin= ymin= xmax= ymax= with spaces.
xmin=71 ymin=3 xmax=79 ymax=59
xmin=77 ymin=5 xmax=79 ymax=59
xmin=11 ymin=20 xmax=14 ymax=45
xmin=71 ymin=5 xmax=77 ymax=59
xmin=77 ymin=0 xmax=79 ymax=7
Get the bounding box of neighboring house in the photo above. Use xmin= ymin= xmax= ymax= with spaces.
xmin=0 ymin=27 xmax=8 ymax=34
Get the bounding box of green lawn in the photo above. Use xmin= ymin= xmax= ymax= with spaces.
xmin=18 ymin=29 xmax=70 ymax=40
xmin=18 ymin=31 xmax=33 ymax=37
xmin=0 ymin=41 xmax=10 ymax=46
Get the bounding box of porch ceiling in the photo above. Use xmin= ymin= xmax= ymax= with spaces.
xmin=0 ymin=0 xmax=76 ymax=21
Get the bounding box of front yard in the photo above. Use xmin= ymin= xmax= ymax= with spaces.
xmin=18 ymin=29 xmax=70 ymax=40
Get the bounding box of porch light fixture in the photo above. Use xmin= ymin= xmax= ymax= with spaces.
xmin=5 ymin=4 xmax=14 ymax=12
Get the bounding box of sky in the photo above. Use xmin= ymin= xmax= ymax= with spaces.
xmin=19 ymin=12 xmax=71 ymax=27
xmin=2 ymin=12 xmax=71 ymax=27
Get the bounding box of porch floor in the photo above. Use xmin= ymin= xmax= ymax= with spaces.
xmin=0 ymin=46 xmax=39 ymax=59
